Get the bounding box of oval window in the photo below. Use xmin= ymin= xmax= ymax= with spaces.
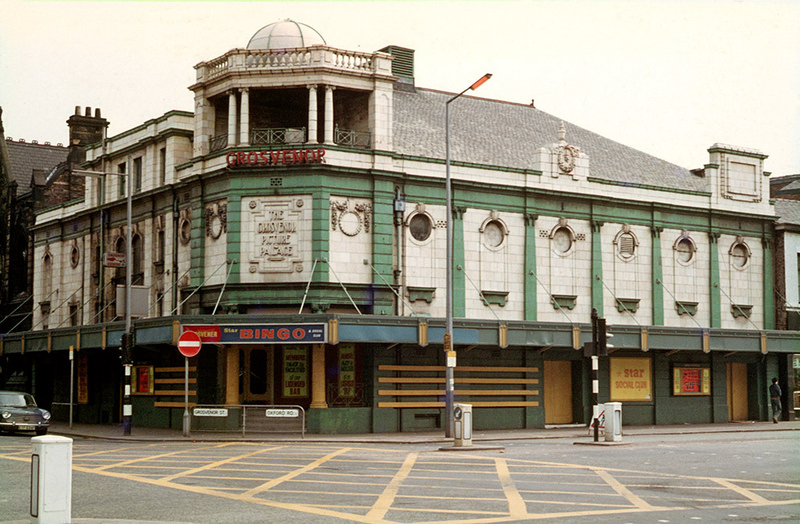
xmin=483 ymin=220 xmax=504 ymax=248
xmin=409 ymin=214 xmax=432 ymax=242
xmin=553 ymin=227 xmax=572 ymax=254
xmin=731 ymin=243 xmax=749 ymax=268
xmin=618 ymin=232 xmax=636 ymax=260
xmin=676 ymin=237 xmax=694 ymax=263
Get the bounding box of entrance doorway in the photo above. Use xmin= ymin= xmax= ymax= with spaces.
xmin=726 ymin=362 xmax=748 ymax=421
xmin=240 ymin=347 xmax=272 ymax=404
xmin=544 ymin=360 xmax=573 ymax=424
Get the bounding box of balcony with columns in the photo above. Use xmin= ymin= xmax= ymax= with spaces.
xmin=192 ymin=45 xmax=395 ymax=157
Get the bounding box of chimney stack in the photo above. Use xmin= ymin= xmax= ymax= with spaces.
xmin=67 ymin=106 xmax=109 ymax=167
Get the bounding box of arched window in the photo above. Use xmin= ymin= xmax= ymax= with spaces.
xmin=132 ymin=234 xmax=144 ymax=283
xmin=42 ymin=252 xmax=53 ymax=298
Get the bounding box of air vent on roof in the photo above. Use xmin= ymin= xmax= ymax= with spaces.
xmin=379 ymin=45 xmax=414 ymax=84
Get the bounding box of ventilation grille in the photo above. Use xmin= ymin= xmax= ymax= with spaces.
xmin=270 ymin=178 xmax=283 ymax=187
xmin=380 ymin=45 xmax=414 ymax=79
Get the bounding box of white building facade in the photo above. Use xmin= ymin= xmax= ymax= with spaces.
xmin=4 ymin=20 xmax=796 ymax=432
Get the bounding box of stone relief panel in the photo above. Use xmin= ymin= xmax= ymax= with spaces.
xmin=241 ymin=195 xmax=311 ymax=283
xmin=328 ymin=197 xmax=373 ymax=284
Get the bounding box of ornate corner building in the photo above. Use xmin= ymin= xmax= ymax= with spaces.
xmin=1 ymin=20 xmax=797 ymax=432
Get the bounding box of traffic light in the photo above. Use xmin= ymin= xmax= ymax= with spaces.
xmin=120 ymin=332 xmax=134 ymax=364
xmin=597 ymin=318 xmax=613 ymax=356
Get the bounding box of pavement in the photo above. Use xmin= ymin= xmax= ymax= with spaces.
xmin=5 ymin=419 xmax=798 ymax=524
xmin=46 ymin=418 xmax=800 ymax=444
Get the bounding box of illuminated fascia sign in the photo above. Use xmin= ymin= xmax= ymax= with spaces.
xmin=226 ymin=148 xmax=326 ymax=167
xmin=182 ymin=324 xmax=326 ymax=344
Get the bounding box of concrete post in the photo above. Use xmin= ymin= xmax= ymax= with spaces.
xmin=31 ymin=435 xmax=72 ymax=524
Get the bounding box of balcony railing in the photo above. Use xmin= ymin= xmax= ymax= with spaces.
xmin=209 ymin=126 xmax=371 ymax=152
xmin=252 ymin=127 xmax=306 ymax=146
xmin=335 ymin=125 xmax=371 ymax=149
xmin=209 ymin=133 xmax=228 ymax=153
xmin=198 ymin=46 xmax=390 ymax=82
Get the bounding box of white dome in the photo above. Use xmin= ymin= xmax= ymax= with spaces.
xmin=247 ymin=19 xmax=326 ymax=50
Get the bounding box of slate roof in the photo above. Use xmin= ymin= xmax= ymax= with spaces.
xmin=4 ymin=139 xmax=68 ymax=195
xmin=393 ymin=87 xmax=704 ymax=192
xmin=775 ymin=198 xmax=800 ymax=226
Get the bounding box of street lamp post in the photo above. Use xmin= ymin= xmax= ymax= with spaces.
xmin=444 ymin=73 xmax=491 ymax=438
xmin=73 ymin=156 xmax=133 ymax=435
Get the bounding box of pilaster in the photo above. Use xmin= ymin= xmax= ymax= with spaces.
xmin=709 ymin=231 xmax=721 ymax=328
xmin=591 ymin=220 xmax=604 ymax=317
xmin=651 ymin=226 xmax=664 ymax=325
xmin=524 ymin=213 xmax=538 ymax=320
xmin=453 ymin=205 xmax=466 ymax=318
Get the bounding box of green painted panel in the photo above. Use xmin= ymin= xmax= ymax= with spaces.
xmin=652 ymin=229 xmax=664 ymax=325
xmin=525 ymin=214 xmax=537 ymax=321
xmin=309 ymin=407 xmax=372 ymax=434
xmin=709 ymin=235 xmax=721 ymax=328
xmin=591 ymin=222 xmax=603 ymax=316
xmin=190 ymin=204 xmax=205 ymax=288
xmin=226 ymin=197 xmax=241 ymax=285
xmin=453 ymin=211 xmax=466 ymax=318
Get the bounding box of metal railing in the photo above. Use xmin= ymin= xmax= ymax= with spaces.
xmin=190 ymin=404 xmax=305 ymax=438
xmin=326 ymin=383 xmax=367 ymax=408
xmin=335 ymin=125 xmax=370 ymax=148
xmin=251 ymin=127 xmax=306 ymax=146
xmin=209 ymin=133 xmax=228 ymax=152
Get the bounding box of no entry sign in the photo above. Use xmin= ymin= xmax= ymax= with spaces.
xmin=177 ymin=330 xmax=202 ymax=358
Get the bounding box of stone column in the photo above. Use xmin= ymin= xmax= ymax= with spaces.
xmin=324 ymin=86 xmax=335 ymax=144
xmin=307 ymin=85 xmax=318 ymax=144
xmin=225 ymin=346 xmax=239 ymax=404
xmin=309 ymin=343 xmax=328 ymax=408
xmin=227 ymin=91 xmax=237 ymax=147
xmin=240 ymin=88 xmax=250 ymax=146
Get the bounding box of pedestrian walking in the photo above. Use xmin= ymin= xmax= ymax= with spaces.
xmin=769 ymin=377 xmax=782 ymax=423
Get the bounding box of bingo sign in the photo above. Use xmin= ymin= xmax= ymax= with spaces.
xmin=181 ymin=324 xmax=326 ymax=345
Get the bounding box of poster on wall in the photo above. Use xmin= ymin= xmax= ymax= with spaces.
xmin=283 ymin=346 xmax=308 ymax=398
xmin=77 ymin=352 xmax=89 ymax=404
xmin=338 ymin=344 xmax=356 ymax=398
xmin=132 ymin=366 xmax=155 ymax=395
xmin=673 ymin=366 xmax=711 ymax=396
xmin=610 ymin=357 xmax=652 ymax=401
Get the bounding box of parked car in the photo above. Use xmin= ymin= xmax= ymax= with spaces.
xmin=0 ymin=391 xmax=50 ymax=435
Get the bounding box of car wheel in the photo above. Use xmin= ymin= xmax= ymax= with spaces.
xmin=35 ymin=428 xmax=48 ymax=436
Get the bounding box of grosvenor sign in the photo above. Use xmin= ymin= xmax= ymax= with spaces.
xmin=226 ymin=148 xmax=326 ymax=167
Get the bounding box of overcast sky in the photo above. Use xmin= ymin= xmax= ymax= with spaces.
xmin=1 ymin=0 xmax=798 ymax=176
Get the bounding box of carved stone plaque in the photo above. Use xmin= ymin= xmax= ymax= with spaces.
xmin=243 ymin=196 xmax=309 ymax=277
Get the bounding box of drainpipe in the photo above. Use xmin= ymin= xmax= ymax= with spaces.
xmin=393 ymin=189 xmax=406 ymax=316
xmin=171 ymin=185 xmax=179 ymax=314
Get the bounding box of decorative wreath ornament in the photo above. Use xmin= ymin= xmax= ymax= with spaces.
xmin=557 ymin=144 xmax=579 ymax=174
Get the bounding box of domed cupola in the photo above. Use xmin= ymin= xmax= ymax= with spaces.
xmin=247 ymin=19 xmax=327 ymax=50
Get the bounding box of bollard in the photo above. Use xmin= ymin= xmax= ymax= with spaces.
xmin=453 ymin=403 xmax=472 ymax=447
xmin=31 ymin=435 xmax=72 ymax=524
xmin=604 ymin=402 xmax=623 ymax=442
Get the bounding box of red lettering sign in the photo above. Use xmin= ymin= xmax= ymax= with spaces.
xmin=226 ymin=148 xmax=326 ymax=167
